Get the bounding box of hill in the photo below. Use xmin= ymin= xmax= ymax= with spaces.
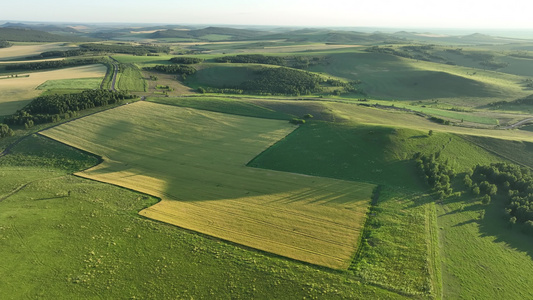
xmin=149 ymin=26 xmax=268 ymax=41
xmin=0 ymin=27 xmax=94 ymax=42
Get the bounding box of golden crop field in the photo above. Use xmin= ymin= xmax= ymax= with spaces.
xmin=0 ymin=64 xmax=106 ymax=115
xmin=0 ymin=43 xmax=76 ymax=61
xmin=41 ymin=101 xmax=373 ymax=269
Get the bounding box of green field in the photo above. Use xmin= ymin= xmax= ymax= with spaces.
xmin=3 ymin=27 xmax=533 ymax=299
xmin=36 ymin=77 xmax=103 ymax=91
xmin=42 ymin=101 xmax=374 ymax=270
xmin=0 ymin=135 xmax=398 ymax=299
xmin=116 ymin=63 xmax=147 ymax=92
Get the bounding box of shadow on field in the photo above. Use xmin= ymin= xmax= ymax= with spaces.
xmin=477 ymin=201 xmax=533 ymax=260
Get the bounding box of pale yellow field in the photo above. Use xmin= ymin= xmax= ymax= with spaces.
xmin=0 ymin=64 xmax=106 ymax=115
xmin=0 ymin=43 xmax=76 ymax=60
xmin=41 ymin=101 xmax=373 ymax=269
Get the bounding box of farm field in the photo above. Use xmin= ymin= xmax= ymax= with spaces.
xmin=0 ymin=42 xmax=76 ymax=61
xmin=0 ymin=135 xmax=398 ymax=299
xmin=0 ymin=64 xmax=106 ymax=116
xmin=41 ymin=101 xmax=374 ymax=269
xmin=116 ymin=63 xmax=147 ymax=92
xmin=36 ymin=77 xmax=103 ymax=91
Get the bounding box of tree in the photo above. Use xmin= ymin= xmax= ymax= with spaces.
xmin=428 ymin=130 xmax=433 ymax=136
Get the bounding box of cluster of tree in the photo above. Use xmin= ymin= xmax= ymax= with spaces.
xmin=429 ymin=116 xmax=451 ymax=125
xmin=214 ymin=54 xmax=324 ymax=69
xmin=366 ymin=46 xmax=447 ymax=63
xmin=169 ymin=57 xmax=204 ymax=64
xmin=480 ymin=60 xmax=509 ymax=70
xmin=197 ymin=87 xmax=243 ymax=94
xmin=27 ymin=49 xmax=90 ymax=59
xmin=444 ymin=48 xmax=463 ymax=55
xmin=78 ymin=43 xmax=170 ymax=56
xmin=414 ymin=152 xmax=456 ymax=198
xmin=215 ymin=54 xmax=286 ymax=65
xmin=0 ymin=124 xmax=14 ymax=138
xmin=489 ymin=94 xmax=533 ymax=107
xmin=4 ymin=90 xmax=134 ymax=128
xmin=467 ymin=163 xmax=533 ymax=229
xmin=239 ymin=67 xmax=323 ymax=96
xmin=5 ymin=58 xmax=101 ymax=71
xmin=144 ymin=64 xmax=197 ymax=75
xmin=0 ymin=40 xmax=13 ymax=48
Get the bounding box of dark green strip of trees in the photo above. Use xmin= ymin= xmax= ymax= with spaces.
xmin=4 ymin=90 xmax=135 ymax=128
xmin=5 ymin=58 xmax=102 ymax=71
xmin=169 ymin=57 xmax=204 ymax=64
xmin=78 ymin=43 xmax=170 ymax=56
xmin=239 ymin=67 xmax=323 ymax=96
xmin=144 ymin=64 xmax=197 ymax=75
xmin=214 ymin=54 xmax=325 ymax=69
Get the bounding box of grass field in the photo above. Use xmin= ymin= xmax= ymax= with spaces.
xmin=41 ymin=101 xmax=374 ymax=269
xmin=0 ymin=64 xmax=106 ymax=116
xmin=116 ymin=63 xmax=147 ymax=92
xmin=36 ymin=77 xmax=103 ymax=91
xmin=0 ymin=135 xmax=399 ymax=299
xmin=437 ymin=196 xmax=533 ymax=299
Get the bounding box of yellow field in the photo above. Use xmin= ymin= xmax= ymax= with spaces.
xmin=0 ymin=64 xmax=106 ymax=115
xmin=0 ymin=43 xmax=76 ymax=60
xmin=41 ymin=101 xmax=373 ymax=269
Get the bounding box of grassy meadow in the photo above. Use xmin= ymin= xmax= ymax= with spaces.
xmin=41 ymin=101 xmax=374 ymax=270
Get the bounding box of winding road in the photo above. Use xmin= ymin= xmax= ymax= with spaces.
xmin=501 ymin=117 xmax=533 ymax=130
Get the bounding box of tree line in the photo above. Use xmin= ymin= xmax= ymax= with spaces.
xmin=414 ymin=152 xmax=456 ymax=198
xmin=169 ymin=57 xmax=204 ymax=64
xmin=5 ymin=58 xmax=102 ymax=71
xmin=4 ymin=90 xmax=134 ymax=128
xmin=144 ymin=64 xmax=197 ymax=75
xmin=214 ymin=54 xmax=325 ymax=69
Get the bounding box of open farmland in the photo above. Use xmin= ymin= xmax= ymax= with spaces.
xmin=0 ymin=42 xmax=77 ymax=61
xmin=0 ymin=64 xmax=106 ymax=115
xmin=41 ymin=101 xmax=374 ymax=269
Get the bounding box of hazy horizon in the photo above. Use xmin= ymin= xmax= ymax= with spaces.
xmin=2 ymin=0 xmax=533 ymax=30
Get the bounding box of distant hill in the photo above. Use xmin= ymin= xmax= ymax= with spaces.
xmin=149 ymin=26 xmax=268 ymax=40
xmin=1 ymin=22 xmax=80 ymax=33
xmin=259 ymin=29 xmax=407 ymax=44
xmin=391 ymin=31 xmax=531 ymax=44
xmin=0 ymin=27 xmax=94 ymax=42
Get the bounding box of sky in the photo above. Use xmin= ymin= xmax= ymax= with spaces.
xmin=2 ymin=0 xmax=533 ymax=29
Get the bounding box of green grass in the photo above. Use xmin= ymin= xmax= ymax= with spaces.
xmin=437 ymin=195 xmax=533 ymax=299
xmin=36 ymin=78 xmax=103 ymax=90
xmin=147 ymin=96 xmax=291 ymax=120
xmin=460 ymin=134 xmax=533 ymax=168
xmin=0 ymin=152 xmax=398 ymax=299
xmin=250 ymin=122 xmax=501 ymax=188
xmin=117 ymin=63 xmax=147 ymax=92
